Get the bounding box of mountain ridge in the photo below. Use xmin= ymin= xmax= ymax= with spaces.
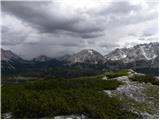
xmin=1 ymin=42 xmax=158 ymax=63
xmin=105 ymin=42 xmax=159 ymax=63
xmin=1 ymin=48 xmax=22 ymax=62
xmin=1 ymin=42 xmax=159 ymax=75
xmin=32 ymin=55 xmax=52 ymax=62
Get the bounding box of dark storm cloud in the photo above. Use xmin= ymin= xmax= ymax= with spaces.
xmin=1 ymin=1 xmax=78 ymax=32
xmin=2 ymin=1 xmax=157 ymax=36
xmin=2 ymin=1 xmax=153 ymax=39
xmin=2 ymin=1 xmax=104 ymax=38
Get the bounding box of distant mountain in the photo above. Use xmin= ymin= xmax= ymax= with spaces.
xmin=1 ymin=49 xmax=24 ymax=71
xmin=65 ymin=49 xmax=105 ymax=64
xmin=1 ymin=49 xmax=62 ymax=74
xmin=1 ymin=49 xmax=22 ymax=62
xmin=33 ymin=55 xmax=52 ymax=62
xmin=105 ymin=42 xmax=159 ymax=64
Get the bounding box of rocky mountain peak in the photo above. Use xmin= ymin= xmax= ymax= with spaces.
xmin=1 ymin=48 xmax=22 ymax=61
xmin=65 ymin=49 xmax=105 ymax=64
xmin=33 ymin=55 xmax=51 ymax=62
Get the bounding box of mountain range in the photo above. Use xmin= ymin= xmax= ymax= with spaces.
xmin=1 ymin=42 xmax=159 ymax=76
xmin=105 ymin=42 xmax=158 ymax=63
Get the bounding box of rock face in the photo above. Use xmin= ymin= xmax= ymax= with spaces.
xmin=33 ymin=55 xmax=51 ymax=62
xmin=1 ymin=49 xmax=22 ymax=62
xmin=105 ymin=42 xmax=159 ymax=64
xmin=65 ymin=49 xmax=105 ymax=64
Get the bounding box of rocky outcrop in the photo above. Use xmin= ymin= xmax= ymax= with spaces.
xmin=103 ymin=70 xmax=159 ymax=119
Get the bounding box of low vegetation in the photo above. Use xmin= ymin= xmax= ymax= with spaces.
xmin=105 ymin=69 xmax=128 ymax=79
xmin=130 ymin=74 xmax=158 ymax=85
xmin=2 ymin=75 xmax=138 ymax=119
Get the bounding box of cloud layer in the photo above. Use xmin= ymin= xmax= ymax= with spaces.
xmin=1 ymin=0 xmax=158 ymax=59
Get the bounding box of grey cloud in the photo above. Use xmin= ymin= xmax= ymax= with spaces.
xmin=2 ymin=1 xmax=104 ymax=38
xmin=143 ymin=33 xmax=154 ymax=37
xmin=2 ymin=26 xmax=9 ymax=33
xmin=2 ymin=25 xmax=28 ymax=45
xmin=1 ymin=2 xmax=77 ymax=31
xmin=96 ymin=1 xmax=158 ymax=30
xmin=100 ymin=1 xmax=141 ymax=15
xmin=128 ymin=33 xmax=138 ymax=37
xmin=139 ymin=36 xmax=158 ymax=42
xmin=103 ymin=10 xmax=157 ymax=30
xmin=142 ymin=27 xmax=158 ymax=37
xmin=99 ymin=43 xmax=120 ymax=48
xmin=80 ymin=32 xmax=104 ymax=39
xmin=2 ymin=1 xmax=151 ymax=39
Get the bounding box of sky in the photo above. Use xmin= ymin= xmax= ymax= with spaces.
xmin=1 ymin=0 xmax=159 ymax=59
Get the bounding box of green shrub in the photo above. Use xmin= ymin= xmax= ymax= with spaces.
xmin=22 ymin=77 xmax=122 ymax=91
xmin=1 ymin=76 xmax=138 ymax=119
xmin=2 ymin=88 xmax=138 ymax=119
xmin=130 ymin=74 xmax=158 ymax=85
xmin=106 ymin=69 xmax=128 ymax=79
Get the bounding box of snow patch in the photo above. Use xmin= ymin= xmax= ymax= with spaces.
xmin=88 ymin=50 xmax=93 ymax=55
xmin=123 ymin=54 xmax=127 ymax=58
xmin=152 ymin=54 xmax=157 ymax=59
xmin=140 ymin=46 xmax=152 ymax=60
